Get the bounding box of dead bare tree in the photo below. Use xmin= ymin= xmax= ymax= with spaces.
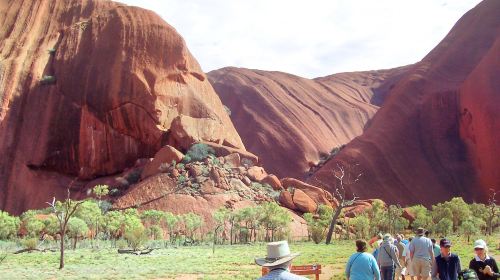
xmin=486 ymin=188 xmax=499 ymax=235
xmin=46 ymin=188 xmax=84 ymax=269
xmin=314 ymin=163 xmax=361 ymax=245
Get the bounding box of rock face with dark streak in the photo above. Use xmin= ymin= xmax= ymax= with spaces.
xmin=0 ymin=0 xmax=243 ymax=214
xmin=309 ymin=0 xmax=500 ymax=205
xmin=459 ymin=34 xmax=500 ymax=196
xmin=208 ymin=66 xmax=409 ymax=179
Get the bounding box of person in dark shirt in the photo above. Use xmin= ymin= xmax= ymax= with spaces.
xmin=432 ymin=239 xmax=461 ymax=280
xmin=469 ymin=240 xmax=500 ymax=280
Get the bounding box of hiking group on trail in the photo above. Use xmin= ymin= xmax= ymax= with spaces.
xmin=345 ymin=228 xmax=499 ymax=280
xmin=254 ymin=227 xmax=498 ymax=280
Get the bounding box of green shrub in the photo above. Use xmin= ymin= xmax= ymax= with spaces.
xmin=125 ymin=169 xmax=141 ymax=184
xmin=0 ymin=211 xmax=20 ymax=240
xmin=241 ymin=158 xmax=254 ymax=167
xmin=116 ymin=239 xmax=128 ymax=249
xmin=40 ymin=75 xmax=56 ymax=85
xmin=21 ymin=238 xmax=38 ymax=250
xmin=184 ymin=143 xmax=215 ymax=163
xmin=124 ymin=226 xmax=148 ymax=251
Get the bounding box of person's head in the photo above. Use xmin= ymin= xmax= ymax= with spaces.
xmin=425 ymin=230 xmax=430 ymax=237
xmin=255 ymin=241 xmax=299 ymax=269
xmin=439 ymin=238 xmax=452 ymax=255
xmin=383 ymin=233 xmax=392 ymax=243
xmin=377 ymin=233 xmax=383 ymax=240
xmin=396 ymin=235 xmax=402 ymax=242
xmin=416 ymin=228 xmax=425 ymax=236
xmin=431 ymin=238 xmax=436 ymax=245
xmin=408 ymin=237 xmax=413 ymax=242
xmin=269 ymin=260 xmax=292 ymax=271
xmin=356 ymin=239 xmax=367 ymax=252
xmin=473 ymin=239 xmax=488 ymax=257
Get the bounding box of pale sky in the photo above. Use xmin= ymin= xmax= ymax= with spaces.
xmin=117 ymin=0 xmax=481 ymax=78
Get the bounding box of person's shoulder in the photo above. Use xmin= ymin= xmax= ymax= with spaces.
xmin=280 ymin=270 xmax=308 ymax=280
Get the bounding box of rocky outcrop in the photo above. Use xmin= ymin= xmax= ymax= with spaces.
xmin=309 ymin=0 xmax=500 ymax=205
xmin=208 ymin=66 xmax=410 ymax=179
xmin=141 ymin=146 xmax=184 ymax=180
xmin=281 ymin=178 xmax=336 ymax=207
xmin=292 ymin=189 xmax=317 ymax=213
xmin=0 ymin=0 xmax=243 ymax=214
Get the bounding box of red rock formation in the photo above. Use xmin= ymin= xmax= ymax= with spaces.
xmin=208 ymin=66 xmax=410 ymax=179
xmin=141 ymin=145 xmax=184 ymax=180
xmin=459 ymin=37 xmax=500 ymax=196
xmin=281 ymin=178 xmax=337 ymax=207
xmin=0 ymin=0 xmax=242 ymax=214
xmin=309 ymin=0 xmax=500 ymax=205
xmin=292 ymin=189 xmax=317 ymax=213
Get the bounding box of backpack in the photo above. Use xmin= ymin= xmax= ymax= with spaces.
xmin=458 ymin=269 xmax=479 ymax=280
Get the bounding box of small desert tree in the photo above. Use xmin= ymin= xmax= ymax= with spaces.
xmin=74 ymin=200 xmax=102 ymax=246
xmin=212 ymin=207 xmax=230 ymax=253
xmin=384 ymin=205 xmax=409 ymax=234
xmin=164 ymin=212 xmax=180 ymax=245
xmin=314 ymin=163 xmax=361 ymax=244
xmin=434 ymin=218 xmax=453 ymax=236
xmin=409 ymin=205 xmax=432 ymax=230
xmin=259 ymin=202 xmax=291 ymax=242
xmin=46 ymin=191 xmax=84 ymax=269
xmin=92 ymin=184 xmax=109 ymax=241
xmin=182 ymin=212 xmax=204 ymax=242
xmin=351 ymin=214 xmax=370 ymax=239
xmin=140 ymin=210 xmax=165 ymax=240
xmin=66 ymin=217 xmax=89 ymax=250
xmin=0 ymin=211 xmax=20 ymax=240
xmin=486 ymin=189 xmax=499 ymax=235
xmin=459 ymin=217 xmax=484 ymax=242
xmin=303 ymin=204 xmax=333 ymax=244
xmin=103 ymin=211 xmax=123 ymax=246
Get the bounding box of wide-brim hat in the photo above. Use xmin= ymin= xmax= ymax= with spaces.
xmin=255 ymin=241 xmax=300 ymax=267
xmin=416 ymin=228 xmax=425 ymax=236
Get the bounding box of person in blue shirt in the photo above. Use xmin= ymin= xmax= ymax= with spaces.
xmin=346 ymin=239 xmax=381 ymax=280
xmin=431 ymin=239 xmax=461 ymax=280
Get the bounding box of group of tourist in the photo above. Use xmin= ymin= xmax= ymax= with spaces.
xmin=253 ymin=227 xmax=498 ymax=280
xmin=345 ymin=228 xmax=499 ymax=280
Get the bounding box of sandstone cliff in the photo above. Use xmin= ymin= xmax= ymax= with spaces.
xmin=309 ymin=0 xmax=500 ymax=205
xmin=208 ymin=66 xmax=409 ymax=178
xmin=0 ymin=0 xmax=243 ymax=214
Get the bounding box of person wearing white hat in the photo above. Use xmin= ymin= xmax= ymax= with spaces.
xmin=255 ymin=240 xmax=307 ymax=280
xmin=469 ymin=240 xmax=499 ymax=280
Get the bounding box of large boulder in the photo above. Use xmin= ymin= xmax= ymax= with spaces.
xmin=223 ymin=153 xmax=241 ymax=167
xmin=261 ymin=174 xmax=283 ymax=191
xmin=292 ymin=189 xmax=317 ymax=213
xmin=278 ymin=190 xmax=297 ymax=211
xmin=201 ymin=141 xmax=259 ymax=165
xmin=169 ymin=115 xmax=244 ymax=151
xmin=141 ymin=146 xmax=184 ymax=179
xmin=247 ymin=166 xmax=268 ymax=182
xmin=281 ymin=178 xmax=336 ymax=207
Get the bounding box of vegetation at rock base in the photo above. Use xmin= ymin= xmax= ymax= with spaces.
xmin=182 ymin=143 xmax=216 ymax=163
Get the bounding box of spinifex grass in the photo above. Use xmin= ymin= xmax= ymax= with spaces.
xmin=1 ymin=234 xmax=498 ymax=280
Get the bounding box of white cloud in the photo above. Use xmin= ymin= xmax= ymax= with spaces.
xmin=116 ymin=0 xmax=482 ymax=78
